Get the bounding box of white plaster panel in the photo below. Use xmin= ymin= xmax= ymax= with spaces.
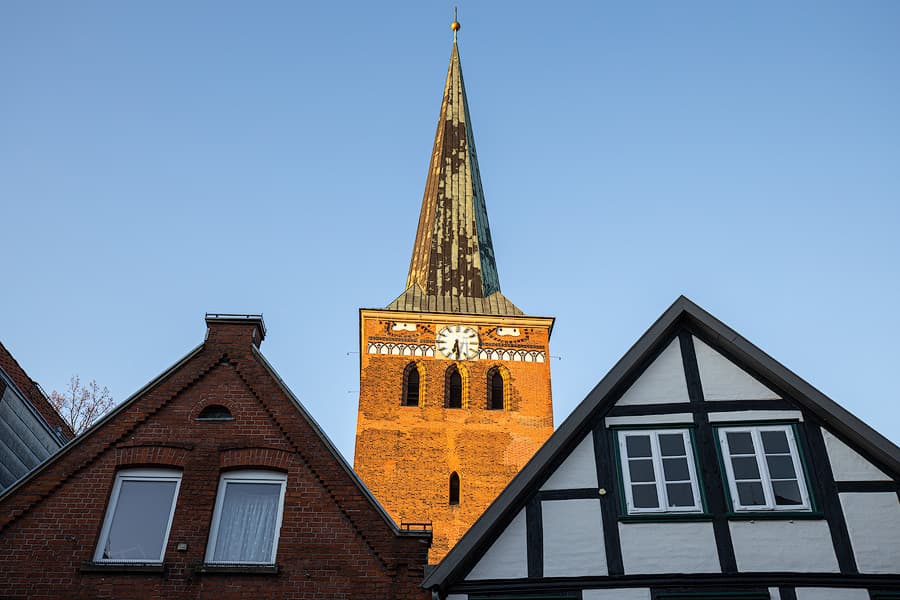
xmin=617 ymin=339 xmax=690 ymax=405
xmin=541 ymin=434 xmax=598 ymax=490
xmin=839 ymin=492 xmax=900 ymax=573
xmin=465 ymin=508 xmax=527 ymax=580
xmin=447 ymin=596 xmax=467 ymax=600
xmin=693 ymin=336 xmax=780 ymax=400
xmin=823 ymin=428 xmax=891 ymax=482
xmin=708 ymin=410 xmax=803 ymax=423
xmin=769 ymin=588 xmax=781 ymax=600
xmin=542 ymin=499 xmax=607 ymax=577
xmin=583 ymin=589 xmax=650 ymax=600
xmin=795 ymin=588 xmax=870 ymax=600
xmin=605 ymin=414 xmax=694 ymax=428
xmin=729 ymin=519 xmax=839 ymax=572
xmin=619 ymin=521 xmax=719 ymax=574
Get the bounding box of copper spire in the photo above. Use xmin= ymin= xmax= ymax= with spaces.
xmin=404 ymin=28 xmax=501 ymax=299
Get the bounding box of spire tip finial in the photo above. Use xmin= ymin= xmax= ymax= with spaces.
xmin=451 ymin=6 xmax=460 ymax=40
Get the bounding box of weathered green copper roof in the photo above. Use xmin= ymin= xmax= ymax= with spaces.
xmin=404 ymin=40 xmax=501 ymax=301
xmin=386 ymin=284 xmax=523 ymax=317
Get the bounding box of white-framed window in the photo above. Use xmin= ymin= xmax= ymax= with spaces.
xmin=617 ymin=429 xmax=703 ymax=514
xmin=717 ymin=424 xmax=811 ymax=511
xmin=205 ymin=469 xmax=287 ymax=564
xmin=94 ymin=468 xmax=182 ymax=563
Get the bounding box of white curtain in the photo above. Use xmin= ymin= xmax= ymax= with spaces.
xmin=213 ymin=482 xmax=280 ymax=563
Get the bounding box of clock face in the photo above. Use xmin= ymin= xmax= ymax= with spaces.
xmin=436 ymin=325 xmax=480 ymax=360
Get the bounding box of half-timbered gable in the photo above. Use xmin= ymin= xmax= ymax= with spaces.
xmin=424 ymin=296 xmax=900 ymax=599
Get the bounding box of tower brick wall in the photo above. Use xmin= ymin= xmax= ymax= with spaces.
xmin=354 ymin=310 xmax=553 ymax=561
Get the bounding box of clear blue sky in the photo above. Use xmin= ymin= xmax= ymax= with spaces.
xmin=2 ymin=2 xmax=898 ymax=460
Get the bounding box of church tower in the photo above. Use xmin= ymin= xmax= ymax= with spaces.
xmin=354 ymin=19 xmax=554 ymax=562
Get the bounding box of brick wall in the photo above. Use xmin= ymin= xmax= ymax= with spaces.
xmin=354 ymin=312 xmax=554 ymax=562
xmin=0 ymin=318 xmax=430 ymax=599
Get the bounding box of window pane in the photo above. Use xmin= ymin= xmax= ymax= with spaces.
xmin=625 ymin=435 xmax=652 ymax=458
xmin=736 ymin=481 xmax=766 ymax=506
xmin=662 ymin=457 xmax=690 ymax=481
xmin=666 ymin=482 xmax=695 ymax=507
xmin=766 ymin=455 xmax=797 ymax=480
xmin=632 ymin=484 xmax=659 ymax=509
xmin=213 ymin=482 xmax=281 ymax=563
xmin=731 ymin=456 xmax=760 ymax=480
xmin=628 ymin=459 xmax=655 ymax=483
xmin=772 ymin=480 xmax=803 ymax=505
xmin=726 ymin=431 xmax=755 ymax=455
xmin=761 ymin=430 xmax=790 ymax=454
xmin=103 ymin=480 xmax=176 ymax=561
xmin=658 ymin=433 xmax=685 ymax=456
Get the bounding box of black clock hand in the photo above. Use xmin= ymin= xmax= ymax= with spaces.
xmin=452 ymin=339 xmax=459 ymax=359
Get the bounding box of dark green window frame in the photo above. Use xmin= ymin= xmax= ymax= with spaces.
xmin=712 ymin=421 xmax=821 ymax=519
xmin=611 ymin=424 xmax=711 ymax=522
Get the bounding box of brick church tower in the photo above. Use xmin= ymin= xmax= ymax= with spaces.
xmin=354 ymin=21 xmax=554 ymax=563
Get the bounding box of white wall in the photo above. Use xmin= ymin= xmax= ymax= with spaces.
xmin=822 ymin=429 xmax=891 ymax=481
xmin=729 ymin=520 xmax=839 ymax=572
xmin=693 ymin=336 xmax=780 ymax=401
xmin=617 ymin=339 xmax=690 ymax=405
xmin=541 ymin=434 xmax=597 ymax=490
xmin=542 ymin=498 xmax=607 ymax=577
xmin=583 ymin=589 xmax=650 ymax=600
xmin=795 ymin=588 xmax=869 ymax=600
xmin=839 ymin=491 xmax=900 ymax=574
xmin=619 ymin=521 xmax=720 ymax=574
xmin=465 ymin=508 xmax=527 ymax=580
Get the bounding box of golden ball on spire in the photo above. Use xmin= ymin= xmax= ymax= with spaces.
xmin=450 ymin=20 xmax=461 ymax=32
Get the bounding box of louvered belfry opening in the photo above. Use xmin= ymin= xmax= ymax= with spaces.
xmin=446 ymin=366 xmax=462 ymax=409
xmin=403 ymin=363 xmax=420 ymax=406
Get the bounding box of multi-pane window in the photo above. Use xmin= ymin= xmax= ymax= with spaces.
xmin=718 ymin=425 xmax=810 ymax=511
xmin=206 ymin=470 xmax=287 ymax=564
xmin=617 ymin=429 xmax=702 ymax=514
xmin=94 ymin=468 xmax=182 ymax=563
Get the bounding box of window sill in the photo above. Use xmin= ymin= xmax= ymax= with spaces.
xmin=195 ymin=563 xmax=280 ymax=575
xmin=619 ymin=513 xmax=712 ymax=523
xmin=727 ymin=510 xmax=824 ymax=520
xmin=80 ymin=561 xmax=165 ymax=574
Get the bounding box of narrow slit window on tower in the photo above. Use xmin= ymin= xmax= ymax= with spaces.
xmin=488 ymin=369 xmax=504 ymax=410
xmin=449 ymin=472 xmax=460 ymax=505
xmin=403 ymin=363 xmax=420 ymax=406
xmin=446 ymin=366 xmax=462 ymax=409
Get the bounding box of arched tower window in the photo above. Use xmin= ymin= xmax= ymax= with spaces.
xmin=449 ymin=472 xmax=460 ymax=505
xmin=445 ymin=365 xmax=463 ymax=408
xmin=486 ymin=365 xmax=510 ymax=410
xmin=487 ymin=368 xmax=505 ymax=410
xmin=402 ymin=362 xmax=422 ymax=406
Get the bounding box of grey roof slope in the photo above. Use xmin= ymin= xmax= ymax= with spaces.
xmin=385 ymin=283 xmax=524 ymax=316
xmin=423 ymin=295 xmax=900 ymax=591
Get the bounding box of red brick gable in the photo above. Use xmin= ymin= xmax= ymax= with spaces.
xmin=0 ymin=340 xmax=74 ymax=439
xmin=0 ymin=318 xmax=430 ymax=600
